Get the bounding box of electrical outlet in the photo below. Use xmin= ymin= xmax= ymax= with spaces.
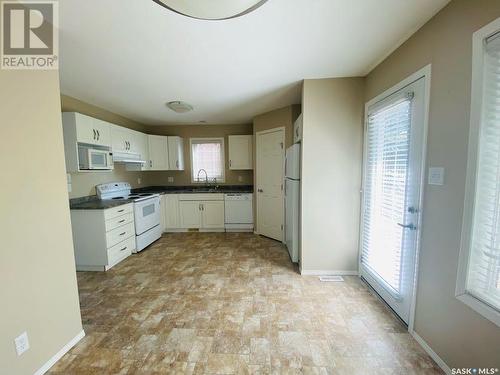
xmin=137 ymin=177 xmax=142 ymax=185
xmin=14 ymin=332 xmax=29 ymax=356
xmin=238 ymin=175 xmax=243 ymax=182
xmin=168 ymin=176 xmax=174 ymax=183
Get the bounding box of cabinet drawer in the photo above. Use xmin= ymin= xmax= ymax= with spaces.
xmin=105 ymin=212 xmax=134 ymax=232
xmin=104 ymin=204 xmax=133 ymax=221
xmin=106 ymin=222 xmax=135 ymax=248
xmin=107 ymin=236 xmax=134 ymax=266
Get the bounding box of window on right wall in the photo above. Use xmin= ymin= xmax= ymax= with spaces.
xmin=457 ymin=17 xmax=500 ymax=327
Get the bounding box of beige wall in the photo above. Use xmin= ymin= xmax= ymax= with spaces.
xmin=62 ymin=95 xmax=149 ymax=198
xmin=300 ymin=78 xmax=364 ymax=273
xmin=365 ymin=0 xmax=500 ymax=368
xmin=144 ymin=124 xmax=254 ymax=186
xmin=0 ymin=73 xmax=83 ymax=373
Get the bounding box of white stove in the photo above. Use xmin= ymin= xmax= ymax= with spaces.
xmin=96 ymin=182 xmax=162 ymax=252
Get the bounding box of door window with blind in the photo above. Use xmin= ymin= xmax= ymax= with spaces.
xmin=190 ymin=138 xmax=225 ymax=183
xmin=360 ymin=74 xmax=427 ymax=324
xmin=458 ymin=19 xmax=500 ymax=326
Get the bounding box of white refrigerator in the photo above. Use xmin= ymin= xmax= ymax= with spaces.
xmin=285 ymin=143 xmax=300 ymax=263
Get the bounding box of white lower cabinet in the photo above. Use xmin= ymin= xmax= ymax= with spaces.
xmin=201 ymin=201 xmax=225 ymax=229
xmin=70 ymin=203 xmax=135 ymax=271
xmin=176 ymin=194 xmax=225 ymax=231
xmin=179 ymin=201 xmax=203 ymax=229
xmin=165 ymin=194 xmax=181 ymax=230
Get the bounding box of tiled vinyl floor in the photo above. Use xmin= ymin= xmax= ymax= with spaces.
xmin=48 ymin=232 xmax=443 ymax=374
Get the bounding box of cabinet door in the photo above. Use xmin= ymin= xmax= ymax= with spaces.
xmin=228 ymin=135 xmax=253 ymax=170
xmin=168 ymin=136 xmax=185 ymax=170
xmin=92 ymin=119 xmax=111 ymax=147
xmin=111 ymin=125 xmax=128 ymax=153
xmin=137 ymin=133 xmax=149 ymax=170
xmin=165 ymin=194 xmax=180 ymax=229
xmin=159 ymin=196 xmax=166 ymax=232
xmin=201 ymin=201 xmax=225 ymax=229
xmin=148 ymin=135 xmax=169 ymax=170
xmin=74 ymin=113 xmax=97 ymax=144
xmin=179 ymin=201 xmax=202 ymax=229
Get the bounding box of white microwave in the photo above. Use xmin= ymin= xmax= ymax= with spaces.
xmin=78 ymin=145 xmax=113 ymax=170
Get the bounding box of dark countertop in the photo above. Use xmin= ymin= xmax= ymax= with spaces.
xmin=69 ymin=196 xmax=131 ymax=210
xmin=70 ymin=185 xmax=254 ymax=210
xmin=132 ymin=185 xmax=254 ymax=195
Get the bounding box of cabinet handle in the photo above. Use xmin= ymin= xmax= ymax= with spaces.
xmin=150 ymin=160 xmax=153 ymax=168
xmin=97 ymin=130 xmax=100 ymax=141
xmin=201 ymin=204 xmax=204 ymax=211
xmin=120 ymin=246 xmax=127 ymax=251
xmin=257 ymin=189 xmax=263 ymax=193
xmin=229 ymin=160 xmax=232 ymax=167
xmin=118 ymin=209 xmax=125 ymax=213
xmin=93 ymin=129 xmax=96 ymax=140
xmin=118 ymin=219 xmax=125 ymax=223
xmin=119 ymin=232 xmax=126 ymax=236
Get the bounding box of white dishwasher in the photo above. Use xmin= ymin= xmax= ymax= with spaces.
xmin=224 ymin=193 xmax=253 ymax=232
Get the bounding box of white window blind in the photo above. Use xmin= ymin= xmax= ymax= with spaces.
xmin=467 ymin=34 xmax=500 ymax=311
xmin=191 ymin=138 xmax=225 ymax=182
xmin=362 ymin=97 xmax=412 ymax=294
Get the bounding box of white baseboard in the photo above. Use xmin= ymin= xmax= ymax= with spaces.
xmin=410 ymin=330 xmax=451 ymax=375
xmin=300 ymin=270 xmax=359 ymax=276
xmin=34 ymin=330 xmax=85 ymax=375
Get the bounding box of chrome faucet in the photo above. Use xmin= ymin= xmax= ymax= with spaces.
xmin=197 ymin=169 xmax=209 ymax=184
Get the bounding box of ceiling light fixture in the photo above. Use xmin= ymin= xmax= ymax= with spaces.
xmin=152 ymin=0 xmax=268 ymax=21
xmin=166 ymin=101 xmax=194 ymax=113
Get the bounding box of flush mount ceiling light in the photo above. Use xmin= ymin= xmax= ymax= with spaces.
xmin=152 ymin=0 xmax=268 ymax=20
xmin=166 ymin=101 xmax=194 ymax=113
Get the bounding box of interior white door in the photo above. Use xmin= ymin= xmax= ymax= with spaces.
xmin=360 ymin=78 xmax=426 ymax=324
xmin=256 ymin=128 xmax=285 ymax=241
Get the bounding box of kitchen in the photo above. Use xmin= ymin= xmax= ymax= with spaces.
xmin=63 ymin=99 xmax=301 ymax=272
xmin=3 ymin=1 xmax=499 ymax=374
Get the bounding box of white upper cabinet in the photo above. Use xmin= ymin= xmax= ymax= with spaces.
xmin=64 ymin=112 xmax=111 ymax=147
xmin=168 ymin=136 xmax=185 ymax=170
xmin=111 ymin=125 xmax=140 ymax=155
xmin=148 ymin=135 xmax=169 ymax=170
xmin=92 ymin=118 xmax=111 ymax=147
xmin=228 ymin=135 xmax=253 ymax=170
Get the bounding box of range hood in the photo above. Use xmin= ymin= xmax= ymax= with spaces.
xmin=112 ymin=152 xmax=146 ymax=165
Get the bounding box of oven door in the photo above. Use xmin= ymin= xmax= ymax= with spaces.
xmin=134 ymin=197 xmax=161 ymax=235
xmin=88 ymin=149 xmax=112 ymax=170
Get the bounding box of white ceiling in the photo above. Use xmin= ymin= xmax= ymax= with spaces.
xmin=59 ymin=0 xmax=449 ymax=125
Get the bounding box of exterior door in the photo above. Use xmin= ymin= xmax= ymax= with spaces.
xmin=360 ymin=77 xmax=426 ymax=324
xmin=256 ymin=128 xmax=285 ymax=241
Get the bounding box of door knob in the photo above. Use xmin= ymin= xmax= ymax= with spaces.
xmin=397 ymin=223 xmax=417 ymax=230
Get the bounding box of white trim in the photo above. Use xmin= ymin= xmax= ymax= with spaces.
xmin=360 ymin=64 xmax=432 ymax=331
xmin=300 ymin=270 xmax=359 ymax=276
xmin=34 ymin=330 xmax=85 ymax=375
xmin=189 ymin=137 xmax=226 ymax=183
xmin=456 ymin=17 xmax=500 ymax=328
xmin=410 ymin=331 xmax=451 ymax=375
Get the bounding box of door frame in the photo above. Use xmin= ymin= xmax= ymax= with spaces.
xmin=255 ymin=126 xmax=286 ymax=241
xmin=359 ymin=64 xmax=431 ymax=332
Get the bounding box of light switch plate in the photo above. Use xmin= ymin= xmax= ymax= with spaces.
xmin=428 ymin=167 xmax=445 ymax=185
xmin=15 ymin=332 xmax=29 ymax=356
